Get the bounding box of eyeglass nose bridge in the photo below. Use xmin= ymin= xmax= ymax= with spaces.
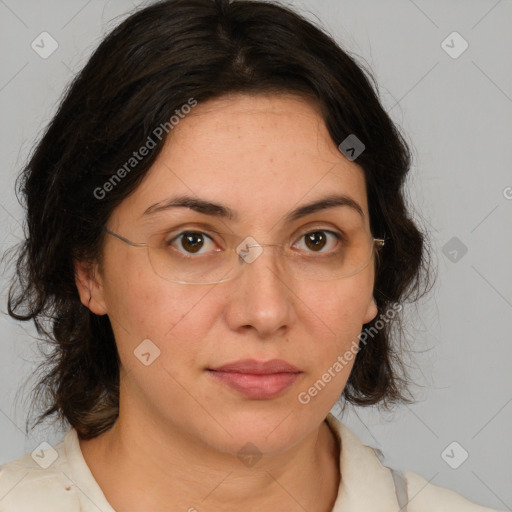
xmin=235 ymin=237 xmax=285 ymax=266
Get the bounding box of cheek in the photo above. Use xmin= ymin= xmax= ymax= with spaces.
xmin=101 ymin=251 xmax=221 ymax=369
xmin=304 ymin=274 xmax=373 ymax=335
xmin=298 ymin=277 xmax=373 ymax=385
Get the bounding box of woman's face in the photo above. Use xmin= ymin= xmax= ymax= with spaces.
xmin=80 ymin=93 xmax=378 ymax=456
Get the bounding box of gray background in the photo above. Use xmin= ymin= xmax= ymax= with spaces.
xmin=0 ymin=0 xmax=511 ymax=509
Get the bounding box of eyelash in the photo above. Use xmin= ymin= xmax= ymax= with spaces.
xmin=166 ymin=228 xmax=344 ymax=256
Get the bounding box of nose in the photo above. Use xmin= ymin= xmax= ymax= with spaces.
xmin=223 ymin=243 xmax=296 ymax=338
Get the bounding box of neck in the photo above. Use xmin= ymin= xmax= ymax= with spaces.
xmin=79 ymin=410 xmax=340 ymax=512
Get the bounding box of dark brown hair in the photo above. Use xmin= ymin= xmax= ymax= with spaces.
xmin=7 ymin=0 xmax=433 ymax=439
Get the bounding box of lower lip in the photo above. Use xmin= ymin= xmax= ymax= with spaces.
xmin=208 ymin=370 xmax=301 ymax=399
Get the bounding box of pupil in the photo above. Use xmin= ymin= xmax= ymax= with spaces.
xmin=305 ymin=232 xmax=326 ymax=251
xmin=182 ymin=232 xmax=204 ymax=253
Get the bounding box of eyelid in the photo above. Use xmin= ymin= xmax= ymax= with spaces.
xmin=291 ymin=228 xmax=343 ymax=253
xmin=160 ymin=224 xmax=231 ymax=242
xmin=175 ymin=226 xmax=345 ymax=250
xmin=157 ymin=221 xmax=349 ymax=245
xmin=291 ymin=222 xmax=346 ymax=242
xmin=168 ymin=229 xmax=218 ymax=246
xmin=166 ymin=230 xmax=221 ymax=258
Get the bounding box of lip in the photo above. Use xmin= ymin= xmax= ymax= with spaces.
xmin=210 ymin=358 xmax=300 ymax=374
xmin=208 ymin=359 xmax=302 ymax=399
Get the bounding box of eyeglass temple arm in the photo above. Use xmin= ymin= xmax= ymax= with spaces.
xmin=103 ymin=227 xmax=148 ymax=247
xmin=244 ymin=237 xmax=386 ymax=249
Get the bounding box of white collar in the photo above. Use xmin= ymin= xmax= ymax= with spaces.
xmin=325 ymin=413 xmax=401 ymax=511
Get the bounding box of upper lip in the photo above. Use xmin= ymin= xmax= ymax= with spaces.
xmin=209 ymin=359 xmax=301 ymax=374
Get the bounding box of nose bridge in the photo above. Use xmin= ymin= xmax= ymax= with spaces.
xmin=226 ymin=239 xmax=295 ymax=335
xmin=235 ymin=237 xmax=285 ymax=278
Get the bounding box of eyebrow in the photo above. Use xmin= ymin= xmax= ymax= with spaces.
xmin=143 ymin=193 xmax=364 ymax=221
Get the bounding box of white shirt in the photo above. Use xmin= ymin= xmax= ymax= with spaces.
xmin=0 ymin=414 xmax=501 ymax=511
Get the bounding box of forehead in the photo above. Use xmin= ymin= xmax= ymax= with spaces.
xmin=113 ymin=93 xmax=369 ymax=229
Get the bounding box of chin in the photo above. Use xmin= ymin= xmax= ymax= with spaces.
xmin=193 ymin=404 xmax=320 ymax=459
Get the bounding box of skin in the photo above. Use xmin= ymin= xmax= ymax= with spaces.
xmin=75 ymin=93 xmax=378 ymax=512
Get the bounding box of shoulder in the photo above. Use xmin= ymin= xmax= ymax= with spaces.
xmin=325 ymin=413 xmax=502 ymax=512
xmin=404 ymin=471 xmax=503 ymax=512
xmin=0 ymin=431 xmax=81 ymax=512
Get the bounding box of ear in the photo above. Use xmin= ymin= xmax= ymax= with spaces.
xmin=362 ymin=296 xmax=378 ymax=324
xmin=74 ymin=259 xmax=108 ymax=315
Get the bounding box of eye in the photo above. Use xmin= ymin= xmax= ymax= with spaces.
xmin=294 ymin=230 xmax=341 ymax=253
xmin=169 ymin=231 xmax=219 ymax=255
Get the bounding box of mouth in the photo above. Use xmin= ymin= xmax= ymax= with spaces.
xmin=207 ymin=359 xmax=302 ymax=399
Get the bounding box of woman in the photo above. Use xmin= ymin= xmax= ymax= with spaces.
xmin=0 ymin=0 xmax=500 ymax=510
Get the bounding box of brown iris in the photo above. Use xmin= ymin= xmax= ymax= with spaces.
xmin=304 ymin=231 xmax=327 ymax=251
xmin=181 ymin=232 xmax=205 ymax=253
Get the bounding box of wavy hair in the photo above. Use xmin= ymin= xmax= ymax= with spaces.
xmin=7 ymin=0 xmax=433 ymax=439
